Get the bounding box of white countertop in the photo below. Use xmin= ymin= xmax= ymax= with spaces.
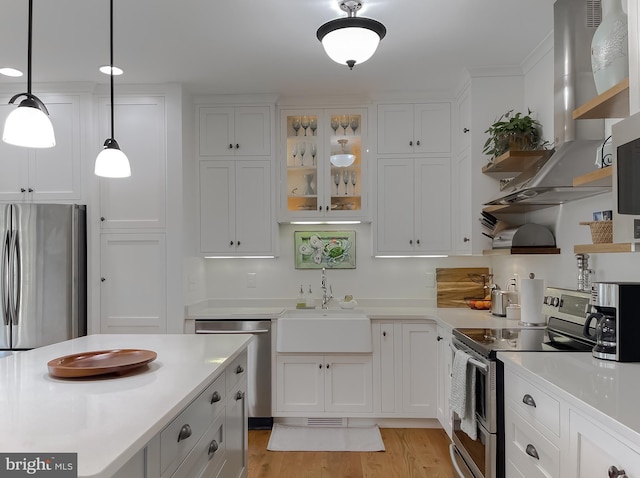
xmin=0 ymin=333 xmax=253 ymax=478
xmin=499 ymin=351 xmax=640 ymax=447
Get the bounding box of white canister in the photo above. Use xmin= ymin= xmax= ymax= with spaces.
xmin=506 ymin=304 xmax=521 ymax=320
xmin=519 ymin=278 xmax=545 ymax=325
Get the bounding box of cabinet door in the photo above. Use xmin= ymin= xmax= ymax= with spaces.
xmin=235 ymin=160 xmax=273 ymax=254
xmin=0 ymin=103 xmax=29 ymax=200
xmin=457 ymin=87 xmax=472 ymax=153
xmin=324 ymin=355 xmax=373 ymax=413
xmin=199 ymin=107 xmax=235 ymax=157
xmin=401 ymin=322 xmax=437 ymax=416
xmin=414 ymin=157 xmax=452 ymax=254
xmin=199 ymin=161 xmax=235 ymax=254
xmin=378 ymin=323 xmax=398 ymax=413
xmin=30 ymin=96 xmax=82 ymax=201
xmin=275 ymin=355 xmax=324 ymax=413
xmin=99 ymin=233 xmax=166 ymax=333
xmin=569 ymin=409 xmax=640 ymax=478
xmin=453 ymin=150 xmax=472 ymax=254
xmin=436 ymin=326 xmax=453 ymax=437
xmin=99 ymin=96 xmax=167 ymax=229
xmin=414 ymin=103 xmax=451 ymax=154
xmin=234 ymin=106 xmax=271 ymax=156
xmin=377 ymin=104 xmax=415 ymax=154
xmin=375 ymin=159 xmax=415 ymax=254
xmin=226 ymin=360 xmax=247 ymax=478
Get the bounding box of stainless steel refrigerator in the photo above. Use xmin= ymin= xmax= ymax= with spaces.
xmin=1 ymin=204 xmax=86 ymax=351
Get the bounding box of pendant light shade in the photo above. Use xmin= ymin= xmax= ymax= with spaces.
xmin=330 ymin=139 xmax=356 ymax=167
xmin=3 ymin=0 xmax=55 ymax=148
xmin=317 ymin=1 xmax=386 ymax=70
xmin=95 ymin=0 xmax=131 ymax=178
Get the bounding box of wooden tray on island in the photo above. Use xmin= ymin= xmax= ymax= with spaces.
xmin=47 ymin=349 xmax=157 ymax=378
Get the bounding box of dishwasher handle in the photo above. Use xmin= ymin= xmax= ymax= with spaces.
xmin=196 ymin=329 xmax=270 ymax=335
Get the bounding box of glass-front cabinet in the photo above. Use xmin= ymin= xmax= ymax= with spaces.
xmin=279 ymin=108 xmax=369 ymax=222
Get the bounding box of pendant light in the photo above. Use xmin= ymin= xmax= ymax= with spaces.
xmin=2 ymin=0 xmax=55 ymax=148
xmin=316 ymin=0 xmax=386 ymax=70
xmin=330 ymin=139 xmax=355 ymax=167
xmin=95 ymin=0 xmax=131 ymax=178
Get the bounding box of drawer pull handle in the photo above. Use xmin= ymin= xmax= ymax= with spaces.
xmin=236 ymin=365 xmax=244 ymax=374
xmin=522 ymin=394 xmax=536 ymax=407
xmin=609 ymin=466 xmax=628 ymax=478
xmin=177 ymin=424 xmax=192 ymax=442
xmin=235 ymin=390 xmax=245 ymax=401
xmin=208 ymin=440 xmax=219 ymax=456
xmin=210 ymin=391 xmax=221 ymax=404
xmin=525 ymin=444 xmax=539 ymax=460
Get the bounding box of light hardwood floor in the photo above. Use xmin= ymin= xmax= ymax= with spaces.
xmin=248 ymin=428 xmax=456 ymax=478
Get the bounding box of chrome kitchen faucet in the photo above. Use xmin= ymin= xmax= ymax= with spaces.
xmin=321 ymin=267 xmax=333 ymax=309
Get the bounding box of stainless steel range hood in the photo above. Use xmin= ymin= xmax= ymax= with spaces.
xmin=485 ymin=0 xmax=608 ymax=207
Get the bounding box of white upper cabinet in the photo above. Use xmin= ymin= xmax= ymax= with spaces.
xmin=98 ymin=95 xmax=167 ymax=230
xmin=0 ymin=94 xmax=83 ymax=202
xmin=199 ymin=106 xmax=271 ymax=157
xmin=377 ymin=103 xmax=451 ymax=155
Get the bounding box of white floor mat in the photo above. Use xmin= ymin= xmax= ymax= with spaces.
xmin=266 ymin=424 xmax=385 ymax=452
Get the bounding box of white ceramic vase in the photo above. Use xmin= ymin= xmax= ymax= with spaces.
xmin=591 ymin=0 xmax=628 ymax=95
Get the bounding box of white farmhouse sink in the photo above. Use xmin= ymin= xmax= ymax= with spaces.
xmin=276 ymin=309 xmax=371 ymax=353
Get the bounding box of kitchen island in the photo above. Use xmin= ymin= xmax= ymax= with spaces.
xmin=0 ymin=333 xmax=252 ymax=478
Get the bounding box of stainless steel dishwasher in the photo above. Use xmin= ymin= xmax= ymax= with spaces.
xmin=195 ymin=319 xmax=272 ymax=429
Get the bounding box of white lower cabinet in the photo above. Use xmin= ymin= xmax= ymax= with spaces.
xmin=373 ymin=320 xmax=438 ymax=417
xmin=436 ymin=326 xmax=453 ymax=436
xmin=275 ymin=354 xmax=373 ymax=415
xmin=112 ymin=350 xmax=248 ymax=478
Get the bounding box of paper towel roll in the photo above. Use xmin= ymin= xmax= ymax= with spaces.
xmin=519 ymin=278 xmax=545 ymax=325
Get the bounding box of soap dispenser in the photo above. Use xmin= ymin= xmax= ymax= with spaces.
xmin=306 ymin=285 xmax=314 ymax=308
xmin=297 ymin=285 xmax=306 ymax=309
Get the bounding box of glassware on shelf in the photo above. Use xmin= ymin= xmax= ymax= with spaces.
xmin=330 ymin=116 xmax=339 ymax=134
xmin=301 ymin=116 xmax=310 ymax=136
xmin=310 ymin=118 xmax=317 ymax=136
xmin=304 ymin=173 xmax=315 ymax=195
xmin=334 ymin=171 xmax=341 ymax=195
xmin=343 ymin=170 xmax=349 ymax=195
xmin=291 ymin=143 xmax=297 ymax=164
xmin=311 ymin=143 xmax=317 ymax=166
xmin=351 ymin=170 xmax=357 ymax=195
xmin=349 ymin=116 xmax=359 ymax=135
xmin=292 ymin=117 xmax=301 ymax=136
xmin=340 ymin=115 xmax=349 ymax=135
xmin=299 ymin=142 xmax=306 ymax=166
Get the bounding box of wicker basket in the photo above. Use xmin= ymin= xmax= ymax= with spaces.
xmin=579 ymin=221 xmax=613 ymax=244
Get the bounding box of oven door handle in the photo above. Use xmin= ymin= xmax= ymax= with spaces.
xmin=450 ymin=343 xmax=489 ymax=372
xmin=449 ymin=444 xmax=470 ymax=478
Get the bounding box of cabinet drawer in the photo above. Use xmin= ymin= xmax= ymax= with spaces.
xmin=505 ymin=404 xmax=559 ymax=478
xmin=227 ymin=351 xmax=248 ymax=395
xmin=505 ymin=368 xmax=560 ymax=437
xmin=170 ymin=410 xmax=226 ymax=478
xmin=160 ymin=373 xmax=226 ymax=476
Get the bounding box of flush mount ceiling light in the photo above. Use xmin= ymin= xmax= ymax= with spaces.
xmin=0 ymin=68 xmax=23 ymax=78
xmin=95 ymin=0 xmax=131 ymax=178
xmin=2 ymin=0 xmax=55 ymax=148
xmin=330 ymin=139 xmax=355 ymax=167
xmin=316 ymin=0 xmax=386 ymax=70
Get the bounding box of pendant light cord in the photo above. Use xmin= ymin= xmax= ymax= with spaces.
xmin=109 ymin=0 xmax=115 ymax=140
xmin=27 ymin=0 xmax=32 ymax=95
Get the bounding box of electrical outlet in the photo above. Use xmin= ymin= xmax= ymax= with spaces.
xmin=425 ymin=272 xmax=435 ymax=288
xmin=246 ymin=272 xmax=257 ymax=288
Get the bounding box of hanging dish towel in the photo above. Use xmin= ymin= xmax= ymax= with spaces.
xmin=450 ymin=349 xmax=477 ymax=440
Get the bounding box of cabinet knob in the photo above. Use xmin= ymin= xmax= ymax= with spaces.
xmin=416 ymin=140 xmax=421 ymax=146
xmin=409 ymin=140 xmax=413 ymax=146
xmin=525 ymin=444 xmax=539 ymax=460
xmin=416 ymin=239 xmax=420 ymax=245
xmin=319 ymin=363 xmax=322 ymax=369
xmin=608 ymin=466 xmax=628 ymax=478
xmin=326 ymin=364 xmax=330 ymax=369
xmin=318 ymin=205 xmax=322 ymax=211
xmin=20 ymin=188 xmax=26 ymax=193
xmin=437 ymin=335 xmax=443 ymax=341
xmin=463 ymin=237 xmax=470 ymax=242
xmin=463 ymin=128 xmax=470 ymax=133
xmin=229 ymin=143 xmax=233 ymax=149
xmin=235 ymin=143 xmax=239 ymax=149
xmin=208 ymin=440 xmax=219 ymax=456
xmin=236 ymin=365 xmax=244 ymax=374
xmin=28 ymin=188 xmax=33 ymax=193
xmin=325 ymin=205 xmax=329 ymax=211
xmin=177 ymin=424 xmax=192 ymax=442
xmin=230 ymin=240 xmax=234 ymax=246
xmin=383 ymin=331 xmax=387 ymax=337
xmin=409 ymin=239 xmax=413 ymax=245
xmin=237 ymin=240 xmax=241 ymax=246
xmin=100 ymin=217 xmax=105 ymax=222
xmin=522 ymin=394 xmax=537 ymax=408
xmin=235 ymin=390 xmax=245 ymax=401
xmin=100 ymin=277 xmax=106 ymax=282
xmin=210 ymin=391 xmax=221 ymax=404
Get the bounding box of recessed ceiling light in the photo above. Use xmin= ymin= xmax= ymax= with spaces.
xmin=99 ymin=65 xmax=123 ymax=75
xmin=0 ymin=68 xmax=23 ymax=77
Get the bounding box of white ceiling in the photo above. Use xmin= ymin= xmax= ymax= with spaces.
xmin=0 ymin=0 xmax=555 ymax=98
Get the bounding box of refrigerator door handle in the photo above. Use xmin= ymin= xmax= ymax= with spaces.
xmin=8 ymin=228 xmax=19 ymax=326
xmin=1 ymin=230 xmax=9 ymax=326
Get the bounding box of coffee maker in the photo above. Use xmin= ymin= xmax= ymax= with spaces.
xmin=585 ymin=282 xmax=640 ymax=362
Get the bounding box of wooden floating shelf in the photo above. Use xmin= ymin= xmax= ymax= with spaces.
xmin=483 ymin=247 xmax=561 ymax=256
xmin=482 ymin=150 xmax=553 ymax=175
xmin=572 ymin=78 xmax=629 ymax=120
xmin=482 ymin=203 xmax=556 ymax=215
xmin=572 ymin=167 xmax=612 ymax=187
xmin=573 ymin=243 xmax=637 ymax=253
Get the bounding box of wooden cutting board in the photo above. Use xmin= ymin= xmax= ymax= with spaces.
xmin=436 ymin=267 xmax=490 ymax=308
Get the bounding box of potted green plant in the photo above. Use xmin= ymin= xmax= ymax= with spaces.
xmin=483 ymin=109 xmax=550 ymax=160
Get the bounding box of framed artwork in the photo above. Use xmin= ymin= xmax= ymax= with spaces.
xmin=294 ymin=231 xmax=356 ymax=269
